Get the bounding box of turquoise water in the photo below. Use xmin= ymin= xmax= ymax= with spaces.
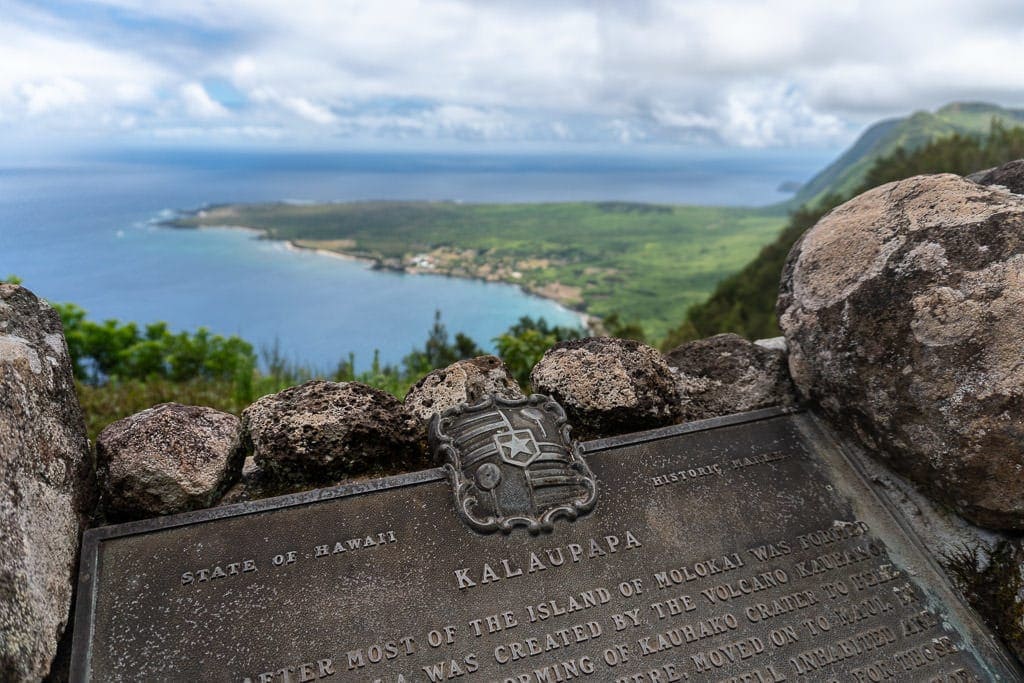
xmin=0 ymin=149 xmax=831 ymax=370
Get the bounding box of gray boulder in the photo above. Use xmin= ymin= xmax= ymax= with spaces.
xmin=970 ymin=159 xmax=1024 ymax=194
xmin=530 ymin=337 xmax=679 ymax=440
xmin=96 ymin=403 xmax=244 ymax=520
xmin=778 ymin=173 xmax=1024 ymax=529
xmin=665 ymin=333 xmax=797 ymax=421
xmin=0 ymin=284 xmax=94 ymax=681
xmin=404 ymin=356 xmax=523 ymax=455
xmin=243 ymin=380 xmax=418 ymax=483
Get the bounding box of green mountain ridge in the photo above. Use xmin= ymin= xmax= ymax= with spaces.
xmin=661 ymin=103 xmax=1024 ymax=348
xmin=793 ymin=102 xmax=1024 ymax=207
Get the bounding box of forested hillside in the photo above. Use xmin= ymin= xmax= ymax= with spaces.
xmin=792 ymin=102 xmax=1024 ymax=207
xmin=661 ymin=120 xmax=1024 ymax=349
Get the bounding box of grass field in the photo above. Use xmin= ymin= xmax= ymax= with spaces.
xmin=173 ymin=201 xmax=786 ymax=343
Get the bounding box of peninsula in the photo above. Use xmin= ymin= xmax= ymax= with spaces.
xmin=168 ymin=201 xmax=785 ymax=341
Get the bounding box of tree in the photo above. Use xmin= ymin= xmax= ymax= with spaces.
xmin=491 ymin=316 xmax=585 ymax=385
xmin=402 ymin=311 xmax=485 ymax=377
xmin=493 ymin=328 xmax=555 ymax=387
xmin=52 ymin=302 xmax=256 ymax=385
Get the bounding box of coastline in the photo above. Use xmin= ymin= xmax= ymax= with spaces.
xmin=164 ymin=219 xmax=595 ymax=334
xmin=281 ymin=239 xmax=374 ymax=265
xmin=285 ymin=235 xmax=597 ymax=333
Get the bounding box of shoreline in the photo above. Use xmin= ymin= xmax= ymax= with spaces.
xmin=285 ymin=236 xmax=596 ymax=333
xmin=280 ymin=239 xmax=374 ymax=265
xmin=165 ymin=220 xmax=595 ymax=334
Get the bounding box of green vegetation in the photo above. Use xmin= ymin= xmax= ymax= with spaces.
xmin=173 ymin=201 xmax=785 ymax=342
xmin=55 ymin=303 xmax=256 ymax=387
xmin=2 ymin=268 xmax=639 ymax=439
xmin=13 ymin=103 xmax=1024 ymax=438
xmin=661 ymin=120 xmax=1024 ymax=348
xmin=170 ymin=104 xmax=1024 ymax=346
xmin=943 ymin=541 xmax=1024 ymax=658
xmin=494 ymin=317 xmax=583 ymax=386
xmin=792 ymin=102 xmax=1024 ymax=207
xmin=40 ymin=295 xmax=581 ymax=441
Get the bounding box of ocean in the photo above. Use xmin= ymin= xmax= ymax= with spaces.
xmin=0 ymin=148 xmax=833 ymax=371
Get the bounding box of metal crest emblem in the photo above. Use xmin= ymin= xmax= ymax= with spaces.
xmin=429 ymin=394 xmax=598 ymax=534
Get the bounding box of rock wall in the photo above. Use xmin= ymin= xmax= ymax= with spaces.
xmin=530 ymin=337 xmax=681 ymax=440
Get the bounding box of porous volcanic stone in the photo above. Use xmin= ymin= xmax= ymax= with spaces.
xmin=0 ymin=284 xmax=94 ymax=681
xmin=404 ymin=356 xmax=524 ymax=453
xmin=96 ymin=403 xmax=244 ymax=520
xmin=219 ymin=456 xmax=321 ymax=504
xmin=971 ymin=159 xmax=1024 ymax=194
xmin=778 ymin=173 xmax=1024 ymax=529
xmin=664 ymin=333 xmax=797 ymax=421
xmin=243 ymin=380 xmax=418 ymax=483
xmin=529 ymin=337 xmax=679 ymax=440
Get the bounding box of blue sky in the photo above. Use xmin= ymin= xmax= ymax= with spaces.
xmin=4 ymin=0 xmax=1024 ymax=155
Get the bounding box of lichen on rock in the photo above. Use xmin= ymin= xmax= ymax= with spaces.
xmin=404 ymin=355 xmax=524 ymax=460
xmin=664 ymin=333 xmax=797 ymax=421
xmin=243 ymin=380 xmax=419 ymax=484
xmin=778 ymin=172 xmax=1024 ymax=529
xmin=970 ymin=159 xmax=1024 ymax=194
xmin=96 ymin=402 xmax=245 ymax=520
xmin=0 ymin=284 xmax=94 ymax=681
xmin=529 ymin=337 xmax=679 ymax=440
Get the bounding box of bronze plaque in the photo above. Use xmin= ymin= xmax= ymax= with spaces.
xmin=71 ymin=407 xmax=1022 ymax=682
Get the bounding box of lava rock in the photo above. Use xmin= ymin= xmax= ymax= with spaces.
xmin=96 ymin=403 xmax=245 ymax=520
xmin=529 ymin=337 xmax=679 ymax=440
xmin=404 ymin=355 xmax=524 ymax=453
xmin=243 ymin=380 xmax=418 ymax=483
xmin=778 ymin=173 xmax=1024 ymax=529
xmin=218 ymin=455 xmax=324 ymax=504
xmin=665 ymin=333 xmax=797 ymax=421
xmin=0 ymin=284 xmax=94 ymax=681
xmin=970 ymin=159 xmax=1024 ymax=194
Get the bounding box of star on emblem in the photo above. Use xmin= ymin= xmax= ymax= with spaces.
xmin=494 ymin=429 xmax=540 ymax=467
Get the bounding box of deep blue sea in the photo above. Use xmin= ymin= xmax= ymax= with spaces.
xmin=0 ymin=148 xmax=832 ymax=371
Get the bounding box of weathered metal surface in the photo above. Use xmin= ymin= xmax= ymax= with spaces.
xmin=70 ymin=408 xmax=1022 ymax=682
xmin=431 ymin=394 xmax=597 ymax=534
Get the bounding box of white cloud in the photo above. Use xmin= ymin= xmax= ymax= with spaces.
xmin=152 ymin=125 xmax=283 ymax=140
xmin=250 ymin=87 xmax=337 ymax=125
xmin=180 ymin=82 xmax=229 ymax=119
xmin=18 ymin=79 xmax=88 ymax=116
xmin=3 ymin=0 xmax=1024 ymax=148
xmin=722 ymin=85 xmax=845 ymax=148
xmin=114 ymin=82 xmax=156 ymax=106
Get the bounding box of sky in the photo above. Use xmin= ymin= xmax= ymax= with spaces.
xmin=3 ymin=0 xmax=1024 ymax=155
